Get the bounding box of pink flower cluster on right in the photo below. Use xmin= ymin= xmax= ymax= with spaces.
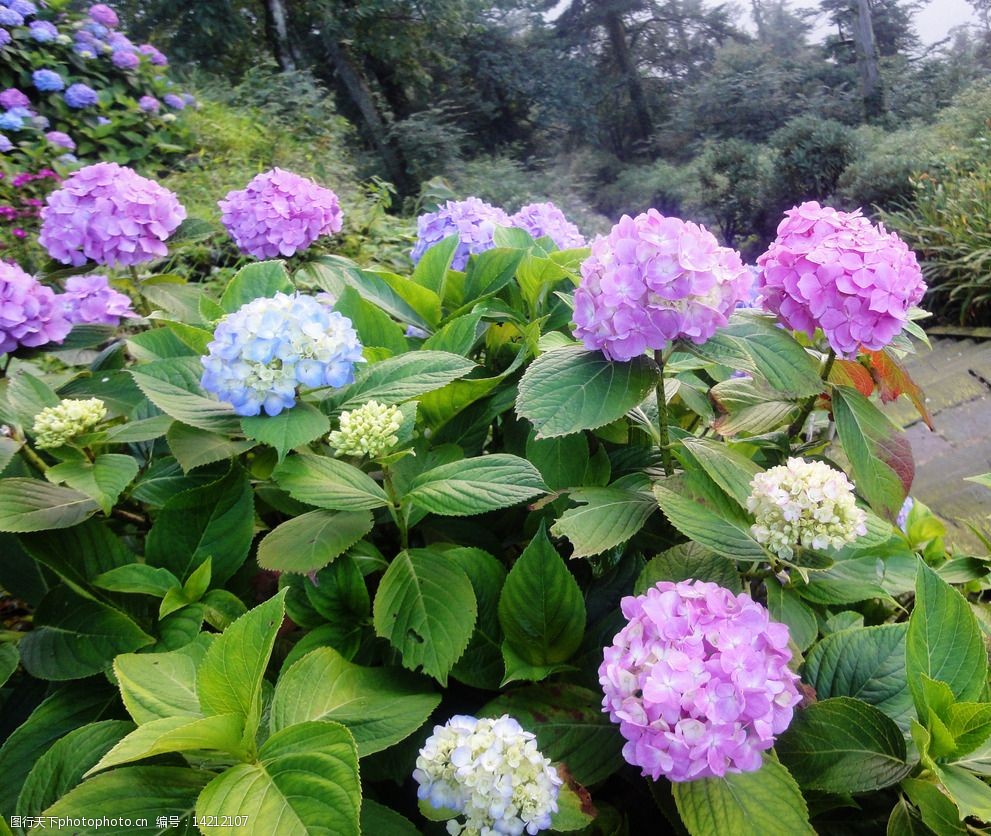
xmin=599 ymin=579 xmax=801 ymax=782
xmin=757 ymin=201 xmax=926 ymax=358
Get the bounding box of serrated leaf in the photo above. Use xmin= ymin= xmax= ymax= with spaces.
xmin=636 ymin=542 xmax=742 ymax=594
xmin=46 ymin=453 xmax=139 ymax=514
xmin=680 ymin=438 xmax=761 ymax=508
xmin=257 ymin=509 xmax=373 ymax=574
xmin=130 ymin=358 xmax=241 ymax=433
xmin=449 ymin=548 xmax=507 ymax=690
xmin=166 ymin=422 xmax=256 ymax=472
xmin=92 ymin=563 xmax=180 ymax=598
xmin=241 ymin=402 xmax=330 ymax=462
xmin=272 ymin=454 xmax=388 ymax=510
xmin=0 ymin=478 xmax=99 ymax=532
xmin=220 ymin=260 xmax=293 ymax=312
xmin=115 ymin=638 xmax=212 ymax=724
xmin=864 ymin=349 xmax=934 ymax=430
xmin=406 ymin=453 xmax=546 ymax=516
xmin=551 ymin=485 xmax=656 ymax=558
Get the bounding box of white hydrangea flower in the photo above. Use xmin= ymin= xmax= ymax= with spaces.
xmin=747 ymin=457 xmax=868 ymax=559
xmin=413 ymin=715 xmax=563 ymax=836
xmin=328 ymin=399 xmax=402 ymax=458
xmin=32 ymin=397 xmax=106 ymax=449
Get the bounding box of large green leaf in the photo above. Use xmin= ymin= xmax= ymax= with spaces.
xmin=516 ymin=346 xmax=657 ymax=438
xmin=334 ymin=286 xmax=409 ymax=354
xmin=449 ymin=548 xmax=507 ymax=690
xmin=272 ymin=455 xmax=388 ymax=511
xmin=672 ymin=760 xmax=815 ymax=836
xmin=901 ymin=777 xmax=968 ymax=835
xmin=804 ymin=623 xmax=912 ymax=730
xmin=0 ymin=643 xmax=17 ymax=689
xmin=220 ymin=260 xmax=293 ymax=312
xmin=130 ymin=358 xmax=241 ymax=433
xmin=46 ymin=454 xmax=139 ymax=514
xmin=360 ymin=799 xmax=420 ymax=835
xmin=406 ymin=453 xmax=546 ymax=516
xmin=18 ymin=587 xmax=155 ymax=681
xmin=115 ymin=637 xmax=212 ymax=725
xmin=907 ymin=561 xmax=987 ymax=713
xmin=551 ymin=484 xmax=656 ymax=558
xmin=372 ymin=548 xmax=477 ymax=685
xmin=525 ymin=432 xmax=591 ymax=491
xmin=0 ymin=478 xmax=98 ymax=532
xmin=241 ymin=402 xmax=330 ymax=463
xmin=271 ymin=647 xmax=439 ymax=756
xmin=635 ymin=542 xmax=742 ymax=594
xmin=777 ymin=697 xmax=911 ymax=793
xmin=498 ymin=526 xmax=585 ymax=668
xmin=196 ymin=721 xmax=360 ymax=836
xmin=680 ymin=438 xmax=761 ymax=508
xmin=256 ymin=509 xmax=373 ymax=574
xmin=480 ymin=685 xmax=623 ymax=785
xmin=166 ymin=422 xmax=256 ymax=472
xmin=463 ymin=246 xmax=525 ymax=300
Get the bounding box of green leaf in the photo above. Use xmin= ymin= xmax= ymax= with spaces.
xmin=449 ymin=548 xmax=507 ymax=690
xmin=373 ymin=548 xmax=477 ymax=685
xmin=907 ymin=561 xmax=987 ymax=713
xmin=272 ymin=454 xmax=389 ymax=510
xmin=257 ymin=509 xmax=374 ymax=574
xmin=0 ymin=478 xmax=98 ymax=532
xmin=480 ymin=685 xmax=623 ymax=785
xmin=46 ymin=453 xmax=139 ymax=514
xmin=804 ymin=624 xmax=913 ymax=730
xmin=463 ymin=247 xmax=525 ymax=300
xmin=550 ymin=781 xmax=597 ymax=832
xmin=196 ymin=721 xmax=360 ymax=836
xmin=167 ymin=422 xmax=256 ymax=472
xmin=525 ymin=432 xmax=590 ymax=491
xmin=197 ymin=591 xmax=286 ymax=741
xmin=130 ymin=358 xmax=241 ymax=433
xmin=271 ymin=646 xmax=439 ymax=756
xmin=406 ymin=453 xmax=546 ymax=516
xmin=551 ymin=484 xmax=656 ymax=558
xmin=88 ymin=714 xmax=246 ymax=774
xmin=766 ymin=584 xmax=818 ymax=652
xmin=516 ymin=347 xmax=657 ymax=438
xmin=412 ymin=233 xmax=458 ymax=297
xmin=92 ymin=564 xmax=180 ymax=598
xmin=7 ymin=371 xmax=59 ymax=427
xmin=360 ymin=799 xmax=420 ymax=835
xmin=672 ymin=760 xmax=815 ymax=836
xmin=104 ymin=414 xmax=174 ymax=443
xmin=18 ymin=587 xmax=155 ymax=680
xmin=220 ymin=260 xmax=293 ymax=312
xmin=635 ymin=542 xmax=742 ymax=594
xmin=498 ymin=526 xmax=585 ymax=666
xmin=832 ymin=385 xmax=913 ymax=520
xmin=241 ymin=402 xmax=330 ymax=462
xmin=776 ymin=697 xmax=911 ymax=793
xmin=334 ymin=286 xmax=408 ymax=354
xmin=115 ymin=637 xmax=212 ymax=724
xmin=902 ymin=777 xmax=967 ymax=835
xmin=422 ymin=310 xmax=484 ymax=356
xmin=43 ymin=766 xmax=210 ymax=834
xmin=0 ymin=643 xmax=17 ymax=689
xmin=680 ymin=438 xmax=761 ymax=508
xmin=934 ymin=763 xmax=991 ymax=822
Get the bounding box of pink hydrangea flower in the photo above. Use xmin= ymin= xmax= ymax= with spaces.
xmin=573 ymin=210 xmax=753 ymax=361
xmin=88 ymin=3 xmax=119 ymax=28
xmin=59 ymin=274 xmax=135 ymax=325
xmin=0 ymin=260 xmax=71 ymax=354
xmin=218 ymin=168 xmax=343 ymax=260
xmin=39 ymin=162 xmax=186 ymax=267
xmin=756 ymin=202 xmax=926 ymax=358
xmin=599 ymin=579 xmax=802 ymax=782
xmin=511 ymin=201 xmax=586 ymax=249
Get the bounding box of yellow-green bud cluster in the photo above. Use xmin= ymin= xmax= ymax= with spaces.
xmin=328 ymin=399 xmax=402 ymax=458
xmin=32 ymin=398 xmax=106 ymax=449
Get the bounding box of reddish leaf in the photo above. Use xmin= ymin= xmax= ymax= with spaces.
xmin=829 ymin=359 xmax=875 ymax=398
xmin=863 ymin=349 xmax=934 ymax=430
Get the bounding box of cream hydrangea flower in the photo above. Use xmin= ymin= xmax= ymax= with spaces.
xmin=413 ymin=714 xmax=563 ymax=836
xmin=32 ymin=397 xmax=106 ymax=449
xmin=747 ymin=457 xmax=867 ymax=559
xmin=328 ymin=400 xmax=402 ymax=458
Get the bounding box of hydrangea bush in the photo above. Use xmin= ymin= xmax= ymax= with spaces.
xmin=0 ymin=163 xmax=989 ymax=836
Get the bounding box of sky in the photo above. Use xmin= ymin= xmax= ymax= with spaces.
xmin=776 ymin=0 xmax=977 ymax=45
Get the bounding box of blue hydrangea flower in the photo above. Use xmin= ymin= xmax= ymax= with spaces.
xmin=64 ymin=83 xmax=99 ymax=109
xmin=0 ymin=111 xmax=24 ymax=131
xmin=29 ymin=20 xmax=57 ymax=41
xmin=0 ymin=134 xmax=13 ymax=152
xmin=0 ymin=28 xmax=10 ymax=48
xmin=9 ymin=0 xmax=36 ymax=16
xmin=200 ymin=292 xmax=365 ymax=417
xmin=33 ymin=70 xmax=65 ymax=92
xmin=0 ymin=8 xmax=24 ymax=26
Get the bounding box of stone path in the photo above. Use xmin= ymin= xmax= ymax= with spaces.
xmin=892 ymin=338 xmax=991 ymax=551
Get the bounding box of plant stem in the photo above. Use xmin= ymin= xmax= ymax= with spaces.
xmin=381 ymin=466 xmax=408 ymax=550
xmin=654 ymin=349 xmax=673 ymax=477
xmin=787 ymin=348 xmax=837 ymax=439
xmin=18 ymin=440 xmax=49 ymax=475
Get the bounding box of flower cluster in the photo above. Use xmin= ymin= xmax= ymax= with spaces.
xmin=59 ymin=274 xmax=135 ymax=326
xmin=0 ymin=259 xmax=70 ymax=353
xmin=64 ymin=83 xmax=98 ymax=109
xmin=329 ymin=400 xmax=402 ymax=458
xmin=32 ymin=397 xmax=106 ymax=448
xmin=413 ymin=715 xmax=562 ymax=836
xmin=200 ymin=292 xmax=364 ymax=417
xmin=32 ymin=69 xmax=64 ymax=92
xmin=39 ymin=162 xmax=186 ymax=267
xmin=511 ymin=202 xmax=586 ymax=250
xmin=599 ymin=580 xmax=802 ymax=782
xmin=218 ymin=169 xmax=344 ymax=260
xmin=756 ymin=202 xmax=927 ymax=357
xmin=747 ymin=457 xmax=868 ymax=559
xmin=411 ymin=197 xmax=512 ymax=271
xmin=573 ymin=210 xmax=753 ymax=361
xmin=0 ymin=168 xmax=59 ymax=254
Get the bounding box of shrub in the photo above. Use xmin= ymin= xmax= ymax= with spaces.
xmin=767 ymin=115 xmax=855 ymax=207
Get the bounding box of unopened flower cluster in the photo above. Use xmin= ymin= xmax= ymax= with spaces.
xmin=0 ymin=260 xmax=70 ymax=353
xmin=200 ymin=292 xmax=364 ymax=417
xmin=329 ymin=400 xmax=401 ymax=458
xmin=511 ymin=202 xmax=586 ymax=250
xmin=757 ymin=201 xmax=926 ymax=357
xmin=411 ymin=197 xmax=512 ymax=271
xmin=39 ymin=162 xmax=186 ymax=266
xmin=219 ymin=168 xmax=343 ymax=260
xmin=599 ymin=580 xmax=802 ymax=782
xmin=747 ymin=457 xmax=868 ymax=559
xmin=413 ymin=714 xmax=562 ymax=836
xmin=32 ymin=397 xmax=106 ymax=448
xmin=573 ymin=210 xmax=753 ymax=361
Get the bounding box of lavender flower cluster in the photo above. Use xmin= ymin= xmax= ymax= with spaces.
xmin=0 ymin=259 xmax=70 ymax=354
xmin=599 ymin=580 xmax=802 ymax=782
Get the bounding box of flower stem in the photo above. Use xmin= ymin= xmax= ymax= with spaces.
xmin=655 ymin=349 xmax=673 ymax=477
xmin=382 ymin=466 xmax=408 ymax=550
xmin=18 ymin=440 xmax=49 ymax=474
xmin=788 ymin=348 xmax=837 ymax=439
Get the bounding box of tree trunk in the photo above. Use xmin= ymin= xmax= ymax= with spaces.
xmin=603 ymin=9 xmax=653 ymax=151
xmin=852 ymin=0 xmax=884 ymax=119
xmin=262 ymin=0 xmax=300 ymax=72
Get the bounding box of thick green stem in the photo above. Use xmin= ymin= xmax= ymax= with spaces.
xmin=788 ymin=349 xmax=837 ymax=439
xmin=381 ymin=466 xmax=408 ymax=550
xmin=655 ymin=349 xmax=673 ymax=476
xmin=19 ymin=440 xmax=49 ymax=474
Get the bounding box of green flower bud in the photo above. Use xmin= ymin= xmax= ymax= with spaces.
xmin=328 ymin=399 xmax=402 ymax=458
xmin=32 ymin=398 xmax=107 ymax=449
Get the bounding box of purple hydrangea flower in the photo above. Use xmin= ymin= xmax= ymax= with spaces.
xmin=163 ymin=93 xmax=185 ymax=110
xmin=757 ymin=202 xmax=927 ymax=358
xmin=64 ymin=83 xmax=99 ymax=109
xmin=0 ymin=28 xmax=10 ymax=48
xmin=28 ymin=20 xmax=57 ymax=41
xmin=0 ymin=8 xmax=23 ymax=26
xmin=0 ymin=88 xmax=30 ymax=110
xmin=138 ymin=43 xmax=167 ymax=65
xmin=181 ymin=93 xmax=196 ymax=108
xmin=45 ymin=131 xmax=75 ymax=150
xmin=0 ymin=134 xmax=12 ymax=153
xmin=9 ymin=0 xmax=35 ymax=16
xmin=0 ymin=261 xmax=71 ymax=354
xmin=59 ymin=274 xmax=135 ymax=325
xmin=138 ymin=95 xmax=159 ymax=113
xmin=88 ymin=3 xmax=118 ymax=28
xmin=218 ymin=168 xmax=344 ymax=259
xmin=600 ymin=579 xmax=802 ymax=782
xmin=573 ymin=210 xmax=753 ymax=361
xmin=39 ymin=162 xmax=187 ymax=267
xmin=511 ymin=201 xmax=586 ymax=250
xmin=411 ymin=197 xmax=511 ymax=271
xmin=33 ymin=70 xmax=65 ymax=92
xmin=111 ymin=49 xmax=139 ymax=70
xmin=73 ymin=41 xmax=97 ymax=59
